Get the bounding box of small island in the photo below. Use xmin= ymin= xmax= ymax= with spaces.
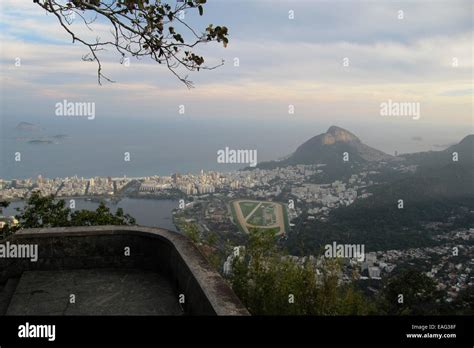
xmin=28 ymin=139 xmax=54 ymax=145
xmin=15 ymin=121 xmax=42 ymax=132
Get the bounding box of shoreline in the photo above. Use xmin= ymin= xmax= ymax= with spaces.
xmin=2 ymin=194 xmax=182 ymax=204
xmin=1 ymin=197 xmax=180 ymax=231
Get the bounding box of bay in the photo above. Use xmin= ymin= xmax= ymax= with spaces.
xmin=2 ymin=197 xmax=179 ymax=232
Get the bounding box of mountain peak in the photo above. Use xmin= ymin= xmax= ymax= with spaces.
xmin=323 ymin=126 xmax=359 ymax=145
xmin=327 ymin=125 xmax=346 ymax=133
xmin=458 ymin=134 xmax=474 ymax=146
xmin=255 ymin=125 xmax=393 ymax=170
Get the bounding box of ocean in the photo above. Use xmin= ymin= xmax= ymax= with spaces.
xmin=0 ymin=115 xmax=468 ymax=180
xmin=0 ymin=116 xmax=318 ymax=180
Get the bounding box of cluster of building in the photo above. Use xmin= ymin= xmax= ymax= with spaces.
xmin=149 ymin=165 xmax=336 ymax=198
xmin=0 ymin=175 xmax=133 ymax=200
xmin=139 ymin=172 xmax=225 ymax=195
xmin=0 ymin=178 xmax=32 ymax=199
xmin=87 ymin=177 xmax=114 ymax=196
xmin=136 ymin=167 xmax=288 ymax=197
xmin=146 ymin=166 xmax=381 ymax=224
xmin=293 ymin=182 xmax=358 ymax=217
xmin=372 ymin=228 xmax=474 ymax=301
xmin=21 ymin=175 xmax=63 ymax=196
xmin=1 ymin=164 xmax=368 ymax=202
xmin=56 ymin=176 xmax=87 ymax=196
xmin=222 ymin=227 xmax=473 ymax=304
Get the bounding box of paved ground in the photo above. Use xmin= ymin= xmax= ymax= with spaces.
xmin=6 ymin=269 xmax=183 ymax=315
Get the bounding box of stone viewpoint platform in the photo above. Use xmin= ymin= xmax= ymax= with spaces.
xmin=0 ymin=226 xmax=248 ymax=316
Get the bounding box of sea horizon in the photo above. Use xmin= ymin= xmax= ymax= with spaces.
xmin=1 ymin=115 xmax=470 ymax=180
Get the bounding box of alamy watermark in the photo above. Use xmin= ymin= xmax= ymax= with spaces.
xmin=380 ymin=99 xmax=420 ymax=120
xmin=18 ymin=322 xmax=55 ymax=341
xmin=324 ymin=242 xmax=365 ymax=261
xmin=217 ymin=147 xmax=257 ymax=167
xmin=0 ymin=242 xmax=38 ymax=262
xmin=55 ymin=99 xmax=95 ymax=120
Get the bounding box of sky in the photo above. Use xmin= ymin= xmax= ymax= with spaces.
xmin=0 ymin=0 xmax=473 ymax=148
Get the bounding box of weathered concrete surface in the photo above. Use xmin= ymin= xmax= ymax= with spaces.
xmin=7 ymin=269 xmax=183 ymax=315
xmin=0 ymin=226 xmax=249 ymax=316
xmin=0 ymin=278 xmax=19 ymax=314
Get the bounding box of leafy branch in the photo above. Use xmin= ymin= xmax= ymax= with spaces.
xmin=34 ymin=0 xmax=229 ymax=87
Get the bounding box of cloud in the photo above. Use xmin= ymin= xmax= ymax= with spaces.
xmin=439 ymin=88 xmax=474 ymax=97
xmin=0 ymin=0 xmax=472 ymax=127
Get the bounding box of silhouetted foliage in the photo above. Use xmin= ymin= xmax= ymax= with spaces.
xmin=0 ymin=201 xmax=13 ymax=239
xmin=229 ymin=229 xmax=373 ymax=315
xmin=35 ymin=0 xmax=229 ymax=87
xmin=0 ymin=192 xmax=135 ymax=240
xmin=378 ymin=268 xmax=441 ymax=315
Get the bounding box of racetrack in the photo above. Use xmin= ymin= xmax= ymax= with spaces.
xmin=231 ymin=199 xmax=287 ymax=235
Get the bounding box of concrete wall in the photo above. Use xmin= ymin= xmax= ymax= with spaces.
xmin=0 ymin=226 xmax=249 ymax=316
